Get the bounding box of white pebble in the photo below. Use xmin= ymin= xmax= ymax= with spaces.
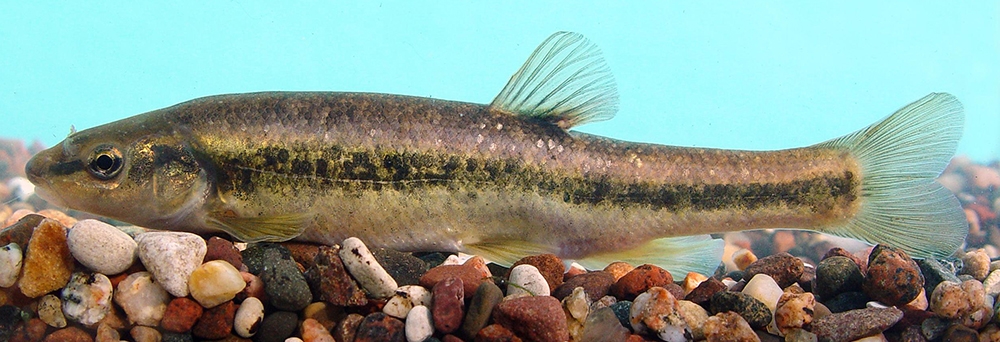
xmin=405 ymin=305 xmax=434 ymax=342
xmin=507 ymin=264 xmax=550 ymax=297
xmin=0 ymin=243 xmax=22 ymax=287
xmin=114 ymin=272 xmax=170 ymax=326
xmin=339 ymin=237 xmax=398 ymax=298
xmin=68 ymin=219 xmax=137 ymax=275
xmin=384 ymin=285 xmax=432 ymax=319
xmin=630 ymin=291 xmax=651 ymax=334
xmin=188 ymin=260 xmax=246 ymax=308
xmin=441 ymin=254 xmax=463 ymax=266
xmin=61 ymin=272 xmax=114 ymax=325
xmin=234 ymin=297 xmax=265 ymax=338
xmin=742 ymin=273 xmax=783 ymax=312
xmin=285 ymin=338 xmax=304 ymax=342
xmin=37 ymin=294 xmax=67 ymax=328
xmin=982 ymin=269 xmax=1000 ymax=297
xmin=136 ymin=232 xmax=207 ymax=297
xmin=563 ymin=287 xmax=590 ymax=321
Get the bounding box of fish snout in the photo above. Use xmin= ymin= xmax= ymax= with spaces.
xmin=25 ymin=152 xmax=49 ymax=186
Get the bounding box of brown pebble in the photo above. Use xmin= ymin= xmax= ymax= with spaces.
xmin=810 ymin=307 xmax=903 ymax=342
xmin=354 ymin=312 xmax=405 ymax=342
xmin=510 ymin=254 xmax=564 ymax=291
xmin=19 ymin=219 xmax=74 ymax=298
xmin=862 ymin=245 xmax=924 ymax=306
xmin=192 ymin=301 xmax=236 ymax=340
xmin=494 ymin=296 xmax=569 ymax=342
xmin=602 ymin=262 xmax=634 ymax=281
xmin=95 ymin=322 xmax=121 ymax=342
xmin=9 ymin=318 xmax=47 ymax=342
xmin=282 ymin=242 xmax=321 ymax=270
xmin=420 ymin=263 xmax=488 ymax=300
xmin=304 ymin=246 xmax=368 ymax=306
xmin=432 ymin=276 xmax=465 ymax=334
xmin=943 ymin=324 xmax=979 ymax=342
xmin=609 ymin=264 xmax=673 ymax=301
xmin=552 ymin=271 xmax=615 ymax=301
xmin=35 ymin=209 xmax=77 ymax=228
xmin=42 ymin=326 xmax=93 ymax=342
xmin=334 ymin=313 xmax=364 ymax=342
xmin=702 ymin=311 xmax=759 ymax=342
xmin=130 ymin=325 xmax=161 ymax=342
xmin=205 ymin=237 xmax=245 ymax=270
xmin=161 ymin=297 xmax=204 ymax=333
xmin=684 ymin=277 xmax=727 ymax=308
xmin=475 ymin=324 xmax=523 ymax=342
xmin=301 ymin=318 xmax=336 ymax=342
xmin=743 ymin=252 xmax=803 ymax=288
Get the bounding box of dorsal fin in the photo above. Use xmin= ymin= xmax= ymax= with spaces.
xmin=490 ymin=31 xmax=619 ymax=129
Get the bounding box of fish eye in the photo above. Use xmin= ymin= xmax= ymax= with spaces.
xmin=88 ymin=145 xmax=124 ymax=180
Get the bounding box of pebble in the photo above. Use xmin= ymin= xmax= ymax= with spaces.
xmin=603 ymin=262 xmax=634 ymax=281
xmin=333 ymin=313 xmax=364 ymax=342
xmin=37 ymin=294 xmax=67 ymax=328
xmin=510 ymin=254 xmax=564 ymax=291
xmin=405 ymin=305 xmax=433 ymax=342
xmin=339 ymin=237 xmax=398 ymax=298
xmin=0 ymin=242 xmax=22 ymax=287
xmin=743 ymin=252 xmax=804 ymax=288
xmin=580 ymin=306 xmax=630 ymax=342
xmin=684 ymin=277 xmax=727 ymax=307
xmin=233 ymin=296 xmax=264 ymax=338
xmin=960 ymin=248 xmax=991 ymax=281
xmin=261 ymin=247 xmax=312 ymax=312
xmin=610 ymin=264 xmax=673 ymax=300
xmin=135 ymin=232 xmax=207 ymax=298
xmin=823 ymin=291 xmax=869 ymax=313
xmin=188 ymin=260 xmax=246 ymax=308
xmin=97 ymin=323 xmax=121 ymax=341
xmin=813 ymin=256 xmax=864 ymax=300
xmin=774 ymin=292 xmax=815 ymax=335
xmin=384 ymin=284 xmax=432 ymax=319
xmin=676 ymin=300 xmax=709 ymax=341
xmin=419 ymin=263 xmax=488 ymax=300
xmin=372 ymin=247 xmax=428 ymax=287
xmin=257 ymin=311 xmax=299 ymax=342
xmin=476 ymin=324 xmax=522 ymax=342
xmin=160 ymin=297 xmax=203 ymax=333
xmin=42 ymin=326 xmax=92 ymax=342
xmin=432 ymin=276 xmax=464 ymax=334
xmin=203 ymin=236 xmax=244 ymax=271
xmin=681 ymin=272 xmax=708 ymax=296
xmin=702 ymin=311 xmax=760 ymax=342
xmin=944 ymin=324 xmax=980 ymax=341
xmin=130 ymin=325 xmax=161 ymax=342
xmin=304 ymin=245 xmax=368 ymax=306
xmin=732 ymin=248 xmax=758 ymax=271
xmin=917 ymin=258 xmax=961 ymax=297
xmin=60 ymin=272 xmax=113 ymax=326
xmin=191 ymin=300 xmax=235 ymax=340
xmin=494 ymin=295 xmax=568 ymax=342
xmin=355 ymin=312 xmax=406 ymax=342
xmin=19 ymin=219 xmax=74 ymax=298
xmin=862 ymin=245 xmax=924 ymax=306
xmin=708 ymin=290 xmax=772 ymax=329
xmin=630 ymin=287 xmax=688 ymax=341
xmin=301 ymin=318 xmax=336 ymax=342
xmin=507 ymin=264 xmax=550 ymax=297
xmin=741 ymin=273 xmax=783 ymax=312
xmin=302 ymin=302 xmax=341 ymax=332
xmin=460 ymin=280 xmax=504 ymax=339
xmin=553 ymin=271 xmax=615 ymax=301
xmin=810 ymin=307 xmax=903 ymax=342
xmin=67 ymin=219 xmax=136 ymax=275
xmin=982 ymin=269 xmax=1000 ymax=296
xmin=114 ymin=271 xmax=170 ymax=326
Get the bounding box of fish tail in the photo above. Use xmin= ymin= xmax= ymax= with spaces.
xmin=816 ymin=93 xmax=967 ymax=258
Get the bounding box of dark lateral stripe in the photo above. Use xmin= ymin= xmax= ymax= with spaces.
xmin=48 ymin=159 xmax=84 ymax=176
xmin=213 ymin=145 xmax=858 ymax=213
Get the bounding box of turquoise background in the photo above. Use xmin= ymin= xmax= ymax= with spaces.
xmin=2 ymin=2 xmax=998 ymax=161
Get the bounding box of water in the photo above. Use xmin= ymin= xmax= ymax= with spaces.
xmin=2 ymin=2 xmax=998 ymax=161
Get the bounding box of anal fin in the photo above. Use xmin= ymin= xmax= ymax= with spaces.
xmin=206 ymin=211 xmax=312 ymax=243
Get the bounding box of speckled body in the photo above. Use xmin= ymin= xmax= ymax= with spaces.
xmin=83 ymin=91 xmax=859 ymax=258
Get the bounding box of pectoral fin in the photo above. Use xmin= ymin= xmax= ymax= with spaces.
xmin=206 ymin=211 xmax=312 ymax=243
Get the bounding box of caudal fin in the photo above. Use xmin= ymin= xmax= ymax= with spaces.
xmin=816 ymin=93 xmax=967 ymax=258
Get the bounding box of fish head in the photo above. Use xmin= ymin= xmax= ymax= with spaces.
xmin=25 ymin=115 xmax=209 ymax=228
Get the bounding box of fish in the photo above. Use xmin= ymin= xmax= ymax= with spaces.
xmin=24 ymin=32 xmax=968 ymax=276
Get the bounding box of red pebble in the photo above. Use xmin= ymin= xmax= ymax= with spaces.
xmin=609 ymin=264 xmax=674 ymax=300
xmin=192 ymin=301 xmax=236 ymax=340
xmin=161 ymin=297 xmax=204 ymax=333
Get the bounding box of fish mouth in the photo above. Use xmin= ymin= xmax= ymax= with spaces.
xmin=25 ymin=151 xmax=69 ymax=208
